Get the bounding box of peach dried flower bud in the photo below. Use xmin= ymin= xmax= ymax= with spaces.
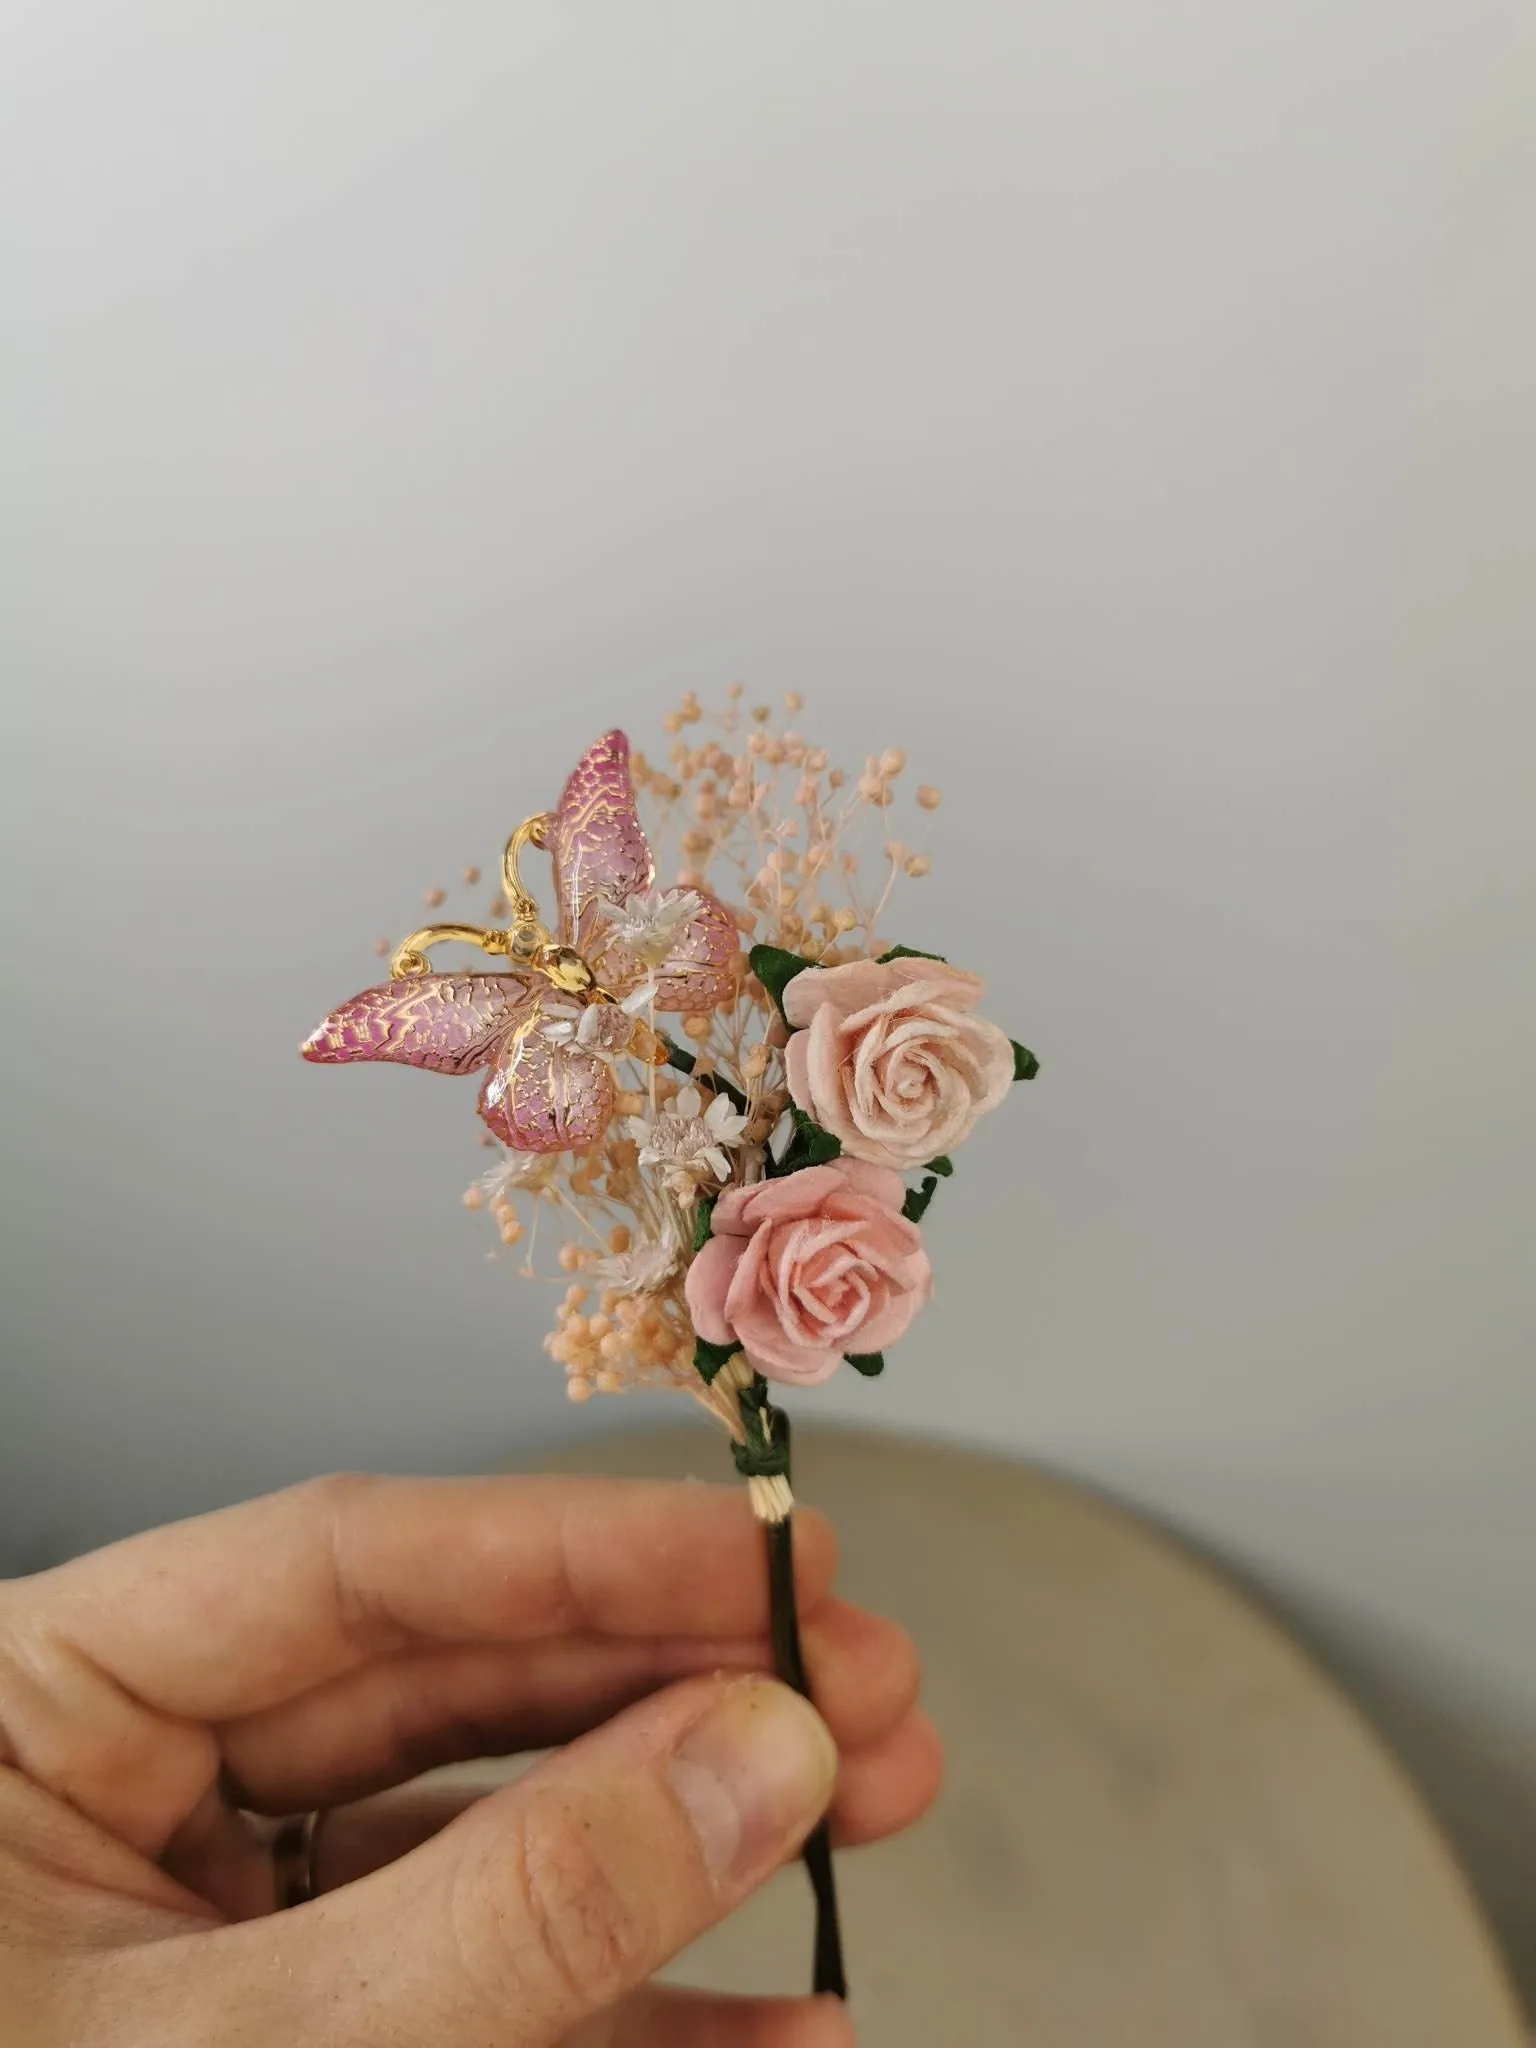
xmin=726 ymin=680 xmax=743 ymax=698
xmin=885 ymin=840 xmax=908 ymax=864
xmin=498 ymin=1216 xmax=523 ymax=1245
xmin=916 ymin=784 xmax=941 ymax=810
xmin=905 ymin=853 xmax=932 ymax=878
xmin=880 ymin=747 xmax=907 ymax=776
xmin=558 ymin=1244 xmax=583 ymax=1272
xmin=752 ymin=703 xmax=771 ymax=724
xmin=462 ymin=1186 xmax=484 ymax=1211
xmin=784 ymin=690 xmax=804 ymax=712
xmin=827 ymin=767 xmax=846 ymax=790
xmin=742 ymin=1043 xmax=771 ymax=1081
xmin=683 ymin=1013 xmax=713 ymax=1043
xmin=372 ymin=936 xmax=392 ymax=958
xmin=607 ymin=1224 xmax=632 ymax=1254
xmin=461 ymin=864 xmax=481 ymax=885
xmin=567 ymin=1378 xmax=593 ymax=1403
xmin=487 ymin=895 xmax=509 ymax=920
xmin=662 ymin=712 xmax=683 ymax=735
xmin=746 ymin=730 xmax=768 ymax=757
xmin=832 ymin=907 xmax=858 ymax=933
xmin=423 ymin=886 xmax=446 ymax=908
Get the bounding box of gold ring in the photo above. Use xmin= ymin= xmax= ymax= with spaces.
xmin=272 ymin=1809 xmax=327 ymax=1909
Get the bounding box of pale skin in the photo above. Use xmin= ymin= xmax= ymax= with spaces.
xmin=0 ymin=1474 xmax=941 ymax=2045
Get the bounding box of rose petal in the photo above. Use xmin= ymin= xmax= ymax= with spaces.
xmin=683 ymin=1236 xmax=739 ymax=1347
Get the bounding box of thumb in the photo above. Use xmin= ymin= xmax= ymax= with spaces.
xmin=193 ymin=1675 xmax=837 ymax=2046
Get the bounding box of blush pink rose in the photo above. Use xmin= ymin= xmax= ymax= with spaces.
xmin=685 ymin=1158 xmax=932 ymax=1386
xmin=783 ymin=956 xmax=1015 ymax=1170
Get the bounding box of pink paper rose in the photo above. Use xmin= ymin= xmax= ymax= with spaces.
xmin=783 ymin=955 xmax=1015 ymax=1170
xmin=685 ymin=1158 xmax=932 ymax=1386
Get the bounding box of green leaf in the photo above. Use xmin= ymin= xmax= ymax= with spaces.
xmin=877 ymin=944 xmax=948 ymax=964
xmin=846 ymin=1351 xmax=885 ymax=1376
xmin=926 ymin=1154 xmax=954 ymax=1176
xmin=789 ymin=1105 xmax=842 ymax=1164
xmin=1011 ymin=1040 xmax=1040 ymax=1081
xmin=767 ymin=1105 xmax=843 ymax=1177
xmin=693 ymin=1334 xmax=742 ymax=1385
xmin=690 ymin=1197 xmax=715 ymax=1257
xmin=902 ymin=1174 xmax=939 ymax=1223
xmin=748 ymin=943 xmax=816 ymax=1021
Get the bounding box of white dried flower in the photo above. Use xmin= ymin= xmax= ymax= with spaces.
xmin=477 ymin=1148 xmax=559 ymax=1203
xmin=537 ymin=1001 xmax=638 ymax=1060
xmin=610 ymin=888 xmax=704 ymax=969
xmin=627 ymin=1084 xmax=750 ymax=1195
xmin=589 ymin=1234 xmax=681 ymax=1295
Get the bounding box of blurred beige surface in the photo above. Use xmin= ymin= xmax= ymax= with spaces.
xmin=507 ymin=1424 xmax=1524 ymax=2046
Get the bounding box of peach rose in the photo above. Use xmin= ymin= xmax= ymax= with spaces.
xmin=783 ymin=955 xmax=1014 ymax=1170
xmin=685 ymin=1158 xmax=932 ymax=1386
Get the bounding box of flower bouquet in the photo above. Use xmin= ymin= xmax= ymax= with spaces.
xmin=303 ymin=690 xmax=1036 ymax=1996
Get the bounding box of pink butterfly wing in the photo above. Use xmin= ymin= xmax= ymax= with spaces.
xmin=651 ymin=891 xmax=740 ymax=1012
xmin=478 ymin=1021 xmax=616 ymax=1153
xmin=301 ymin=974 xmax=533 ymax=1074
xmin=550 ymin=730 xmax=655 ymax=942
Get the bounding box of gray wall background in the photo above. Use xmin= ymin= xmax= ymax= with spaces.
xmin=4 ymin=0 xmax=1534 ymax=1994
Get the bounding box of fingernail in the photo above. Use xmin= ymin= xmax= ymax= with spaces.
xmin=668 ymin=1677 xmax=838 ymax=1889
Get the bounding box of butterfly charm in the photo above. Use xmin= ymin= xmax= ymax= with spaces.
xmin=301 ymin=731 xmax=739 ymax=1152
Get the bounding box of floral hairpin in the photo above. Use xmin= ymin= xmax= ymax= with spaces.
xmin=302 ymin=690 xmax=1037 ymax=2000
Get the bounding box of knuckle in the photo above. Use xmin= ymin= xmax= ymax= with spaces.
xmin=286 ymin=1474 xmax=403 ymax=1652
xmin=876 ymin=1619 xmax=923 ymax=1720
xmin=285 ymin=1469 xmax=376 ymax=1519
xmin=459 ymin=1790 xmax=656 ymax=2019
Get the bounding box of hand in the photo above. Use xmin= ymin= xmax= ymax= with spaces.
xmin=0 ymin=1474 xmax=940 ymax=2044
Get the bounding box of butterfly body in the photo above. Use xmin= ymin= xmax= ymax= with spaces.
xmin=302 ymin=732 xmax=737 ymax=1152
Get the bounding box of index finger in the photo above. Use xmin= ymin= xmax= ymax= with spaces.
xmin=9 ymin=1474 xmax=837 ymax=1723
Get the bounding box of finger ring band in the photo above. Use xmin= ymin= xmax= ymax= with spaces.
xmin=272 ymin=1808 xmax=327 ymax=1909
